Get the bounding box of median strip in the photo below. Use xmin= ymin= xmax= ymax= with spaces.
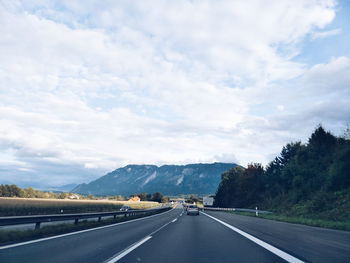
xmin=201 ymin=212 xmax=304 ymax=263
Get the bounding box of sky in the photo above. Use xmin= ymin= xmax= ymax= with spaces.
xmin=0 ymin=0 xmax=349 ymax=189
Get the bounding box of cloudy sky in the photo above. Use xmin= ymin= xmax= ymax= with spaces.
xmin=0 ymin=0 xmax=349 ymax=188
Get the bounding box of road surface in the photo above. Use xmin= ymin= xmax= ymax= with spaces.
xmin=0 ymin=206 xmax=349 ymax=262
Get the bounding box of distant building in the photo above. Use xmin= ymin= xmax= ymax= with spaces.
xmin=68 ymin=194 xmax=80 ymax=200
xmin=203 ymin=195 xmax=214 ymax=206
xmin=128 ymin=196 xmax=141 ymax=202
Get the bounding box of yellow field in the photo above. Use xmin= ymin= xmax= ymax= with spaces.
xmin=120 ymin=200 xmax=160 ymax=209
xmin=0 ymin=197 xmax=160 ymax=216
xmin=0 ymin=197 xmax=159 ymax=207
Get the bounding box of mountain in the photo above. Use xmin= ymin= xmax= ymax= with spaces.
xmin=16 ymin=183 xmax=79 ymax=193
xmin=72 ymin=162 xmax=237 ymax=196
xmin=49 ymin=184 xmax=79 ymax=192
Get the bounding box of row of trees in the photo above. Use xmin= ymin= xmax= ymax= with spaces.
xmin=0 ymin=185 xmax=91 ymax=199
xmin=214 ymin=126 xmax=350 ymax=220
xmin=137 ymin=192 xmax=169 ymax=203
xmin=0 ymin=185 xmax=170 ymax=203
xmin=0 ymin=185 xmax=62 ymax=199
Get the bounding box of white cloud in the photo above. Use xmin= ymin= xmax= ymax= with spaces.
xmin=0 ymin=0 xmax=348 ymax=187
xmin=304 ymin=56 xmax=350 ymax=92
xmin=311 ymin=28 xmax=341 ymax=39
xmin=212 ymin=153 xmax=239 ymax=164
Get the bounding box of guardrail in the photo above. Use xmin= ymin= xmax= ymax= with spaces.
xmin=0 ymin=206 xmax=171 ymax=229
xmin=202 ymin=207 xmax=272 ymax=214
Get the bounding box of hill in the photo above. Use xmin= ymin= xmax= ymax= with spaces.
xmin=72 ymin=162 xmax=237 ymax=196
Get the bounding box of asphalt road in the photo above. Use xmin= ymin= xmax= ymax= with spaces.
xmin=0 ymin=206 xmax=349 ymax=263
xmin=203 ymin=210 xmax=350 ymax=263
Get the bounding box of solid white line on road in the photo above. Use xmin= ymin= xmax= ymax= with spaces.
xmin=148 ymin=219 xmax=174 ymax=236
xmin=104 ymin=236 xmax=152 ymax=263
xmin=0 ymin=207 xmax=176 ymax=250
xmin=201 ymin=212 xmax=304 ymax=263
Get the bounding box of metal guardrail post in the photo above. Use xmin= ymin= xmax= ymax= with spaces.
xmin=74 ymin=218 xmax=79 ymax=225
xmin=35 ymin=222 xmax=41 ymax=229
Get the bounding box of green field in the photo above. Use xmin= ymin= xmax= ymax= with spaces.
xmin=228 ymin=211 xmax=350 ymax=231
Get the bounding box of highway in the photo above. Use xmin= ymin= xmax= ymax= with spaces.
xmin=1 ymin=206 xmax=349 ymax=263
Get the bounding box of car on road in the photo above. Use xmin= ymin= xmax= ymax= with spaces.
xmin=186 ymin=205 xmax=199 ymax=216
xmin=119 ymin=205 xmax=131 ymax=212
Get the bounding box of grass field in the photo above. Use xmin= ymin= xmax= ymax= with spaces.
xmin=228 ymin=211 xmax=350 ymax=231
xmin=0 ymin=197 xmax=160 ymax=216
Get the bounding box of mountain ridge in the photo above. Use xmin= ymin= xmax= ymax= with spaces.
xmin=72 ymin=162 xmax=237 ymax=196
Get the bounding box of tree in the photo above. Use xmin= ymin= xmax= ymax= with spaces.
xmin=161 ymin=196 xmax=170 ymax=203
xmin=342 ymin=124 xmax=350 ymax=140
xmin=308 ymin=125 xmax=337 ymax=156
xmin=214 ymin=166 xmax=244 ymax=207
xmin=151 ymin=192 xmax=163 ymax=203
xmin=264 ymin=158 xmax=284 ymax=197
xmin=214 ymin=125 xmax=350 ymax=221
xmin=138 ymin=192 xmax=152 ymax=201
xmin=0 ymin=184 xmax=23 ymax=197
xmin=187 ymin=194 xmax=200 ymax=204
xmin=327 ymin=147 xmax=350 ymax=190
xmin=279 ymin=142 xmax=302 ymax=167
xmin=238 ymin=163 xmax=264 ymax=207
xmin=57 ymin=192 xmax=68 ymax=199
xmin=23 ymin=187 xmax=36 ymax=198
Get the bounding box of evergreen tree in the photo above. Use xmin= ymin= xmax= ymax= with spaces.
xmin=213 ymin=125 xmax=350 ymax=221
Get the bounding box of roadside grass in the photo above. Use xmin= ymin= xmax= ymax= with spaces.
xmin=123 ymin=201 xmax=160 ymax=210
xmin=228 ymin=211 xmax=350 ymax=231
xmin=0 ymin=209 xmax=167 ymax=246
xmin=0 ymin=197 xmax=159 ymax=216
